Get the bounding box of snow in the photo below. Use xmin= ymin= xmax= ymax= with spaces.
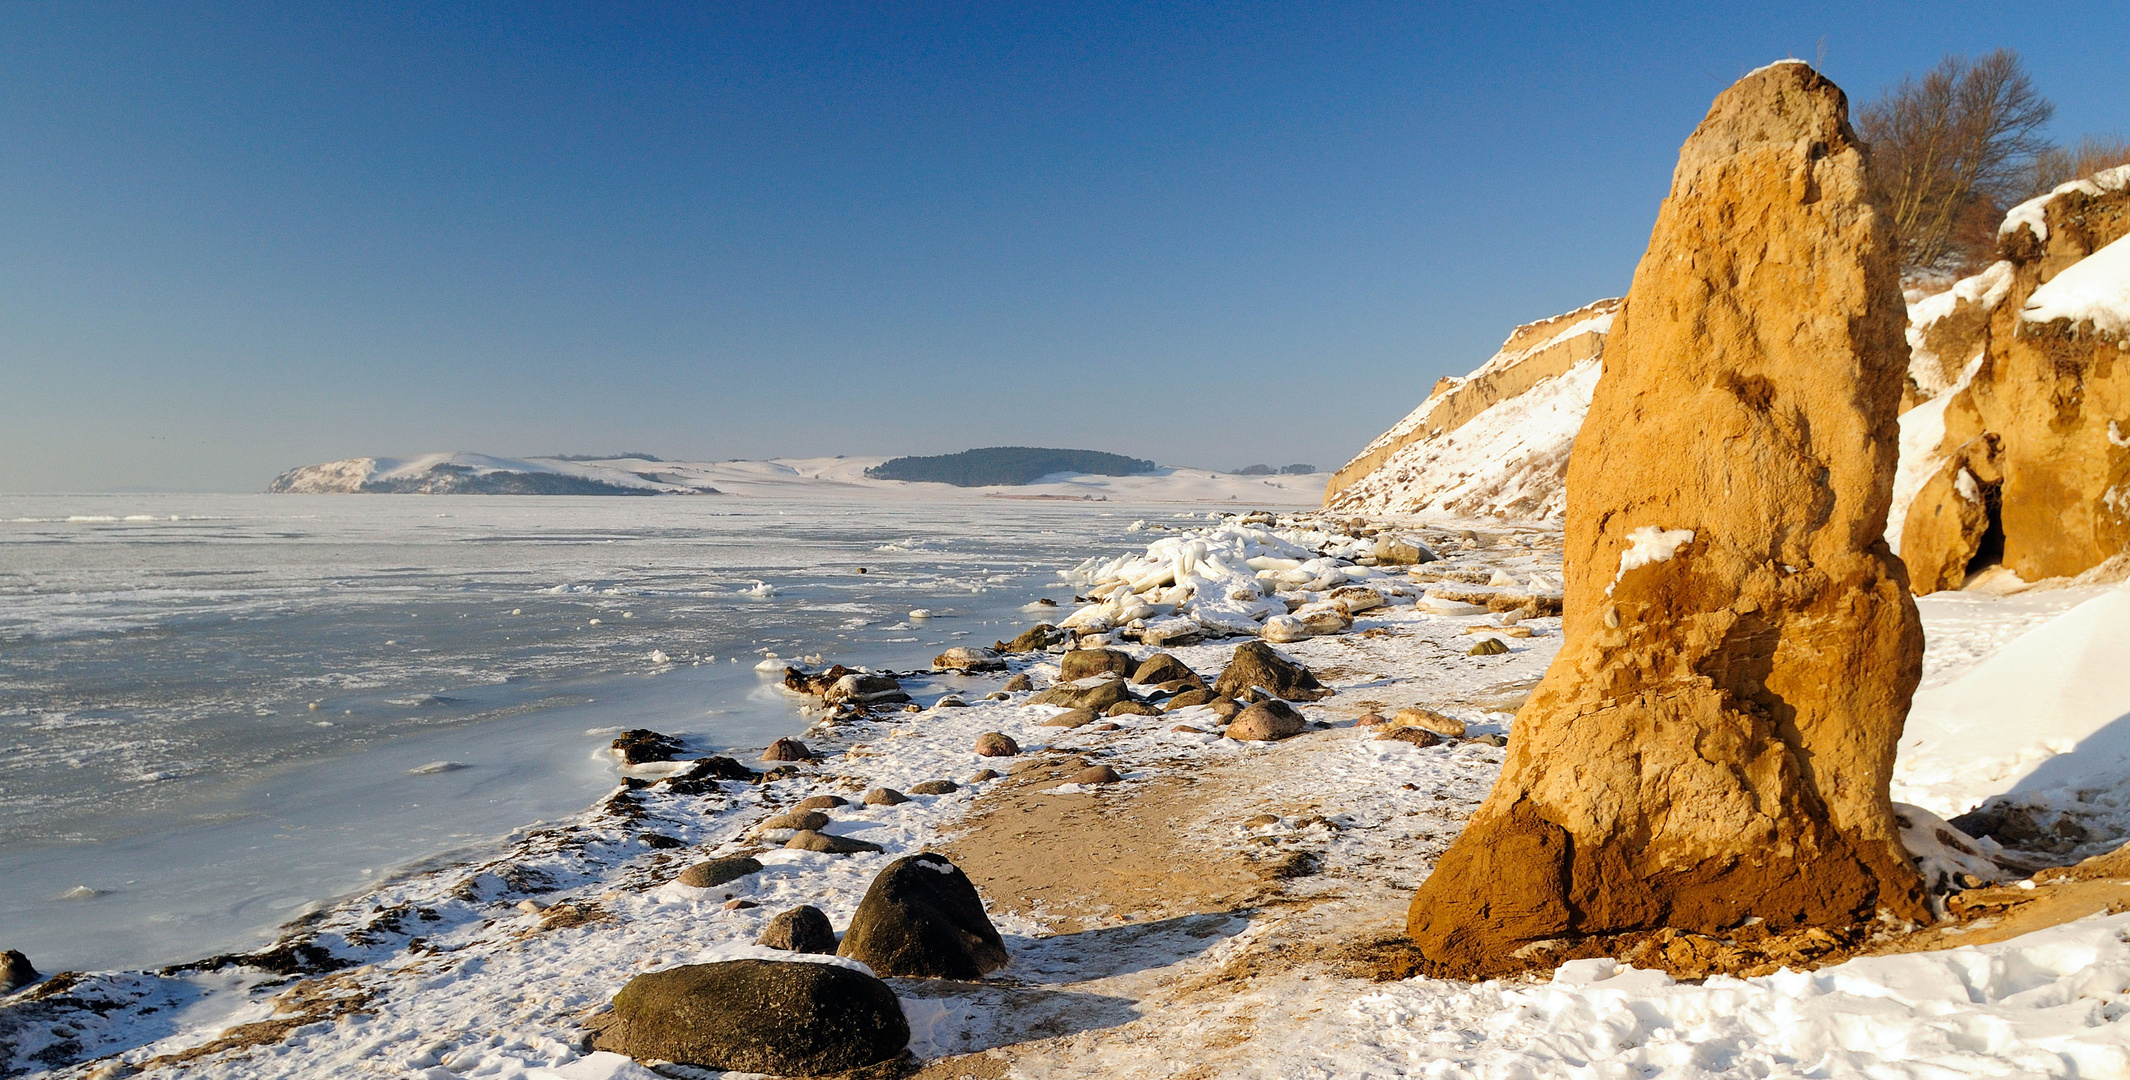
xmin=2000 ymin=164 xmax=2130 ymax=242
xmin=1885 ymin=352 xmax=1984 ymax=553
xmin=1268 ymin=914 xmax=2130 ymax=1078
xmin=14 ymin=513 xmax=2130 ymax=1079
xmin=1614 ymin=525 xmax=1694 ymax=581
xmin=2022 ymin=231 xmax=2130 ymax=338
xmin=1331 ymin=357 xmax=1599 ymax=520
xmin=272 ymin=454 xmax=1330 ymax=505
xmin=1338 ymin=300 xmax=1615 ymax=468
xmin=1893 ymin=583 xmax=2130 ymax=823
xmin=1906 ymin=260 xmax=2015 ymax=401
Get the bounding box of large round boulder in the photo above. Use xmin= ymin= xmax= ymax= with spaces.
xmin=1131 ymin=653 xmax=1197 ymax=686
xmin=837 ymin=854 xmax=1008 ymax=979
xmin=1212 ymin=641 xmax=1330 ymax=702
xmin=1031 ymin=675 xmax=1132 ymax=712
xmin=1225 ymin=699 xmax=1307 ymax=741
xmin=1060 ymin=647 xmax=1134 ymax=681
xmin=592 ymin=959 xmax=908 ymax=1075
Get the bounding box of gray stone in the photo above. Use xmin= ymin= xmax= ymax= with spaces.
xmin=863 ymin=787 xmax=909 ymax=806
xmin=908 ymin=780 xmax=959 ymax=795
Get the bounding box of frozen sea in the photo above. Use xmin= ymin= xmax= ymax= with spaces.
xmin=0 ymin=494 xmax=1192 ymax=973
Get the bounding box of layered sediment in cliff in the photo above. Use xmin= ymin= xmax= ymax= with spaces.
xmin=1323 ymin=298 xmax=1619 ymax=520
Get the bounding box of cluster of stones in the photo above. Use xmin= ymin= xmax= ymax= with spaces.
xmin=592 ymin=854 xmax=1007 ymax=1076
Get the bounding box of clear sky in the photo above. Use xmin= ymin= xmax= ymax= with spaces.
xmin=4 ymin=2 xmax=2126 ymax=493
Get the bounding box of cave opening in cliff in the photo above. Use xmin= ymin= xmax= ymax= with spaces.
xmin=1964 ymin=481 xmax=2006 ymax=580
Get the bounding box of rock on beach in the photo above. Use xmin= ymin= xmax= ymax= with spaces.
xmin=757 ymin=905 xmax=837 ymax=954
xmin=592 ymin=959 xmax=908 ymax=1075
xmin=677 ymin=857 xmax=763 ymax=889
xmin=1226 ymin=699 xmax=1307 ymax=741
xmin=837 ymin=854 xmax=1009 ymax=979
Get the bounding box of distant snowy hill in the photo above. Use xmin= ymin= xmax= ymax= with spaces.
xmin=267 ymin=453 xmax=1327 ymax=504
xmin=267 ymin=453 xmax=679 ymax=495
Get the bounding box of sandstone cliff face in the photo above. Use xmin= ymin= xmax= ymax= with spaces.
xmin=1323 ymin=299 xmax=1618 ymax=520
xmin=1405 ymin=63 xmax=1928 ymax=977
xmin=1892 ymin=166 xmax=2130 ymax=592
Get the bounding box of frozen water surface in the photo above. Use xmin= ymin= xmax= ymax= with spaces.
xmin=0 ymin=494 xmax=1177 ymax=971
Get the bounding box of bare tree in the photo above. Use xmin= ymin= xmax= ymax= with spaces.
xmin=1858 ymin=50 xmax=2054 ymax=276
xmin=2024 ymin=134 xmax=2130 ymax=195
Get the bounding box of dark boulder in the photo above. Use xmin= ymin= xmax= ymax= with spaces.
xmin=665 ymin=756 xmax=757 ymax=795
xmin=1211 ymin=642 xmax=1330 ymax=702
xmin=611 ymin=729 xmax=685 ymax=765
xmin=837 ymin=854 xmax=1008 ymax=979
xmin=784 ymin=664 xmax=857 ymax=696
xmin=758 ymin=905 xmax=838 ymax=955
xmin=2 ymin=950 xmax=36 ymax=993
xmin=592 ymin=959 xmax=908 ymax=1075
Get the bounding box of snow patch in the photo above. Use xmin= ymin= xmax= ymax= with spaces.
xmin=1609 ymin=526 xmax=1694 ymax=592
xmin=2021 ymin=232 xmax=2130 ymax=338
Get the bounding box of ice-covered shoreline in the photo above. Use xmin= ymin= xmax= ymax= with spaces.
xmin=9 ymin=512 xmax=2130 ymax=1079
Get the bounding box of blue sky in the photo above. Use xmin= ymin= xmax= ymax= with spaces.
xmin=3 ymin=2 xmax=2126 ymax=492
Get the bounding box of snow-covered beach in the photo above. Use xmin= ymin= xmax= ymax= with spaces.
xmin=9 ymin=508 xmax=2130 ymax=1079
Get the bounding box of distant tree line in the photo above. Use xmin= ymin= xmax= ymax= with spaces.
xmin=549 ymin=452 xmax=664 ymax=462
xmin=1859 ymin=49 xmax=2130 ymax=279
xmin=1234 ymin=464 xmax=1317 ymax=475
xmin=865 ymin=447 xmax=1158 ymax=487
